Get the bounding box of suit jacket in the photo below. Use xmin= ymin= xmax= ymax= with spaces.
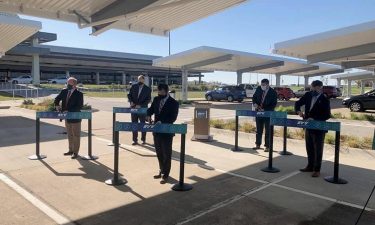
xmin=54 ymin=88 xmax=84 ymax=123
xmin=295 ymin=91 xmax=331 ymax=121
xmin=128 ymin=83 xmax=151 ymax=108
xmin=147 ymin=96 xmax=179 ymax=136
xmin=252 ymin=87 xmax=278 ymax=111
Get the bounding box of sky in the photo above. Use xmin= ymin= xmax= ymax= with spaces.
xmin=21 ymin=0 xmax=375 ymax=85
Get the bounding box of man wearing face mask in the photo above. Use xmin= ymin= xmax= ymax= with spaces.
xmin=54 ymin=77 xmax=84 ymax=159
xmin=252 ymin=79 xmax=278 ymax=152
xmin=146 ymin=84 xmax=179 ymax=184
xmin=128 ymin=75 xmax=151 ymax=145
xmin=295 ymin=80 xmax=331 ymax=178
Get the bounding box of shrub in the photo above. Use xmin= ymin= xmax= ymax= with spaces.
xmin=210 ymin=119 xmax=226 ymax=129
xmin=331 ymin=112 xmax=346 ymax=119
xmin=275 ymin=106 xmax=295 ymax=115
xmin=22 ymin=99 xmax=34 ymax=105
xmin=350 ymin=113 xmax=375 ymax=122
xmin=241 ymin=122 xmax=256 ymax=133
xmin=291 ymin=129 xmax=305 ymax=139
xmin=325 ymin=133 xmax=335 ymax=145
xmin=224 ymin=120 xmax=236 ymax=131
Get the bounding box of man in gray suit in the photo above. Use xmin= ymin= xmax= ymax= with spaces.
xmin=128 ymin=75 xmax=152 ymax=145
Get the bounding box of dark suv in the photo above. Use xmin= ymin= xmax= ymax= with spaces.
xmin=343 ymin=89 xmax=375 ymax=112
xmin=205 ymin=85 xmax=246 ymax=102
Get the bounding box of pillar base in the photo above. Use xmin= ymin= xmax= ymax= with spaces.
xmin=28 ymin=154 xmax=47 ymax=160
xmin=279 ymin=150 xmax=293 ymax=156
xmin=261 ymin=167 xmax=280 ymax=173
xmin=105 ymin=178 xmax=127 ymax=186
xmin=81 ymin=155 xmax=99 ymax=160
xmin=172 ymin=183 xmax=193 ymax=192
xmin=324 ymin=176 xmax=348 ymax=184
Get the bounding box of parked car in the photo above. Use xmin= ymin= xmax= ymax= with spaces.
xmin=8 ymin=75 xmax=32 ymax=84
xmin=342 ymin=89 xmax=375 ymax=112
xmin=48 ymin=76 xmax=68 ymax=84
xmin=295 ymin=87 xmax=310 ymax=98
xmin=274 ymin=87 xmax=295 ymax=101
xmin=323 ymin=86 xmax=338 ymax=98
xmin=295 ymin=86 xmax=339 ymax=98
xmin=205 ymin=85 xmax=246 ymax=102
xmin=238 ymin=84 xmax=257 ymax=98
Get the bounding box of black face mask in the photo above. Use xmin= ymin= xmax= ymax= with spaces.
xmin=158 ymin=94 xmax=167 ymax=99
xmin=67 ymin=84 xmax=73 ymax=90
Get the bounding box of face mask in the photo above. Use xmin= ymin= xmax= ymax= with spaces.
xmin=261 ymin=85 xmax=267 ymax=91
xmin=158 ymin=94 xmax=167 ymax=98
xmin=139 ymin=81 xmax=144 ymax=85
xmin=67 ymin=84 xmax=73 ymax=90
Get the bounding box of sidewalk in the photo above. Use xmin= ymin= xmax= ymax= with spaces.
xmin=0 ymin=105 xmax=374 ymax=225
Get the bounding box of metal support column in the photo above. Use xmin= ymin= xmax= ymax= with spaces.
xmin=122 ymin=72 xmax=126 ymax=85
xmin=304 ymin=76 xmax=309 ymax=88
xmin=31 ymin=37 xmax=40 ymax=85
xmin=237 ymin=71 xmax=243 ymax=85
xmin=361 ymin=81 xmax=365 ymax=95
xmin=348 ymin=80 xmax=352 ymax=97
xmin=276 ymin=74 xmax=281 ymax=87
xmin=181 ymin=69 xmax=188 ymax=101
xmin=96 ymin=72 xmax=100 ymax=85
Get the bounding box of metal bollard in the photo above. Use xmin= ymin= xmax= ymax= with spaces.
xmin=105 ymin=130 xmax=127 ymax=185
xmin=172 ymin=133 xmax=193 ymax=191
xmin=261 ymin=125 xmax=280 ymax=173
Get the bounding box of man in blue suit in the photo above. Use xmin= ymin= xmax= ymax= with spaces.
xmin=295 ymin=80 xmax=331 ymax=178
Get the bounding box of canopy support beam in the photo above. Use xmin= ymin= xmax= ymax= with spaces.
xmin=182 ymin=54 xmax=233 ymax=70
xmin=237 ymin=61 xmax=284 ymax=74
xmin=276 ymin=66 xmax=319 ymax=76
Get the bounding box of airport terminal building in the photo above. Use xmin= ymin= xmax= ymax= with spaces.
xmin=0 ymin=32 xmax=203 ymax=85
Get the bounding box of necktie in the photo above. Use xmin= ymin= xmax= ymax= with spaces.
xmin=66 ymin=90 xmax=72 ymax=108
xmin=159 ymin=98 xmax=165 ymax=113
xmin=260 ymin=91 xmax=266 ymax=108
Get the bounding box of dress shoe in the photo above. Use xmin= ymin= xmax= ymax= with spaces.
xmin=132 ymin=142 xmax=138 ymax=146
xmin=252 ymin=145 xmax=261 ymax=150
xmin=153 ymin=172 xmax=162 ymax=179
xmin=312 ymin=172 xmax=320 ymax=177
xmin=71 ymin=153 xmax=78 ymax=159
xmin=299 ymin=167 xmax=313 ymax=172
xmin=63 ymin=151 xmax=73 ymax=156
xmin=160 ymin=176 xmax=169 ymax=184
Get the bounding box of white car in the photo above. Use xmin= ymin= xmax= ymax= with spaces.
xmin=239 ymin=84 xmax=258 ymax=98
xmin=8 ymin=75 xmax=33 ymax=84
xmin=48 ymin=77 xmax=67 ymax=84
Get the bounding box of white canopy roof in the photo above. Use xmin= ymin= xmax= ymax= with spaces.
xmin=153 ymin=46 xmax=343 ymax=77
xmin=0 ymin=13 xmax=41 ymax=57
xmin=331 ymin=71 xmax=375 ymax=81
xmin=0 ymin=0 xmax=248 ymax=36
xmin=273 ymin=20 xmax=375 ymax=71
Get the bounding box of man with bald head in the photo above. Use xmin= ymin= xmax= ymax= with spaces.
xmin=54 ymin=77 xmax=84 ymax=159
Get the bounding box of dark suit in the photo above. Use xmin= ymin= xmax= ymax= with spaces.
xmin=147 ymin=95 xmax=179 ymax=177
xmin=54 ymin=88 xmax=84 ymax=153
xmin=252 ymin=87 xmax=277 ymax=148
xmin=128 ymin=82 xmax=151 ymax=142
xmin=295 ymin=91 xmax=331 ymax=172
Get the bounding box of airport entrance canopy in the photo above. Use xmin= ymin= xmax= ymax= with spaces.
xmin=273 ymin=20 xmax=375 ymax=71
xmin=331 ymin=71 xmax=375 ymax=81
xmin=0 ymin=0 xmax=248 ymax=36
xmin=153 ymin=46 xmax=342 ymax=77
xmin=153 ymin=46 xmax=343 ymax=100
xmin=0 ymin=13 xmax=41 ymax=57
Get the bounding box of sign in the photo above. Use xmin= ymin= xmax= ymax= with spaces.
xmin=196 ymin=109 xmax=208 ymax=119
xmin=236 ymin=110 xmax=287 ymax=118
xmin=115 ymin=122 xmax=187 ymax=134
xmin=113 ymin=107 xmax=147 ymax=114
xmin=270 ymin=118 xmax=340 ymax=132
xmin=36 ymin=111 xmax=92 ymax=119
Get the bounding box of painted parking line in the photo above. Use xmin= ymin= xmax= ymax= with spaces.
xmin=0 ymin=173 xmax=74 ymax=225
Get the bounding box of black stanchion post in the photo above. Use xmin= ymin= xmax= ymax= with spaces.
xmin=105 ymin=130 xmax=127 ymax=185
xmin=261 ymin=125 xmax=280 ymax=173
xmin=324 ymin=131 xmax=347 ymax=184
xmin=29 ymin=118 xmax=46 ymax=160
xmin=279 ymin=126 xmax=293 ymax=156
xmin=108 ymin=112 xmax=116 ymax=146
xmin=231 ymin=115 xmax=242 ymax=152
xmin=172 ymin=134 xmax=193 ymax=191
xmin=82 ymin=118 xmax=98 ymax=160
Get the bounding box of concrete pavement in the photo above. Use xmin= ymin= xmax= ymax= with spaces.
xmin=0 ymin=102 xmax=374 ymax=225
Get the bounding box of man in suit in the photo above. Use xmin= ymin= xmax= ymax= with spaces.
xmin=252 ymin=79 xmax=278 ymax=152
xmin=54 ymin=77 xmax=84 ymax=159
xmin=128 ymin=75 xmax=152 ymax=145
xmin=146 ymin=84 xmax=179 ymax=184
xmin=295 ymin=80 xmax=331 ymax=177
